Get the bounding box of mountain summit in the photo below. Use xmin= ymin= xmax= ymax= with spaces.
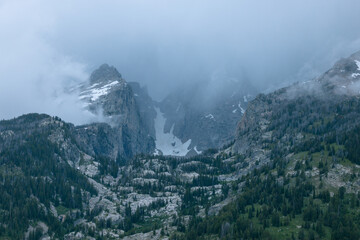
xmin=89 ymin=63 xmax=123 ymax=85
xmin=77 ymin=64 xmax=155 ymax=159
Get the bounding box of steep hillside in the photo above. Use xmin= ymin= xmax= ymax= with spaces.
xmin=0 ymin=113 xmax=239 ymax=239
xmin=0 ymin=114 xmax=97 ymax=239
xmin=180 ymin=51 xmax=360 ymax=239
xmin=233 ymin=51 xmax=360 ymax=164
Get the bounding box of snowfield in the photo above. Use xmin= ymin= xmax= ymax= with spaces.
xmin=79 ymin=80 xmax=119 ymax=101
xmin=154 ymin=107 xmax=191 ymax=156
xmin=355 ymin=60 xmax=360 ymax=71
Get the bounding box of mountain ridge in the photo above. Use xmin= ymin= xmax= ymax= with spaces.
xmin=1 ymin=51 xmax=360 ymax=239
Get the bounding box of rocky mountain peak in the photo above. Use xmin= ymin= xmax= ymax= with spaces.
xmin=79 ymin=64 xmax=127 ymax=103
xmin=319 ymin=51 xmax=360 ymax=81
xmin=89 ymin=64 xmax=123 ymax=85
xmin=76 ymin=64 xmax=156 ymax=159
xmin=314 ymin=51 xmax=360 ymax=96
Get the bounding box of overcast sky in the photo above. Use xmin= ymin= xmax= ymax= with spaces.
xmin=1 ymin=0 xmax=360 ymax=124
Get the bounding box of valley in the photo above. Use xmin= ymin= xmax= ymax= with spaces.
xmin=1 ymin=51 xmax=360 ymax=239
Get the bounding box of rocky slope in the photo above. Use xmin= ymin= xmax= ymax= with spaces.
xmin=180 ymin=52 xmax=360 ymax=239
xmin=232 ymin=50 xmax=360 ymax=165
xmin=0 ymin=114 xmax=239 ymax=239
xmin=2 ymin=51 xmax=360 ymax=239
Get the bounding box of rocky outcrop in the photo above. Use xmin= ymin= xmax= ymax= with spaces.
xmin=128 ymin=82 xmax=157 ymax=139
xmin=78 ymin=64 xmax=155 ymax=159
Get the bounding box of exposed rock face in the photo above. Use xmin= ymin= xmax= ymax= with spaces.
xmin=232 ymin=93 xmax=273 ymax=155
xmin=78 ymin=65 xmax=257 ymax=157
xmin=75 ymin=123 xmax=120 ymax=160
xmin=128 ymin=82 xmax=157 ymax=139
xmin=156 ymin=79 xmax=257 ymax=156
xmin=89 ymin=64 xmax=123 ymax=85
xmin=78 ymin=64 xmax=155 ymax=159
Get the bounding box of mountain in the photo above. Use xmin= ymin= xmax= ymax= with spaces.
xmin=154 ymin=78 xmax=257 ymax=156
xmin=0 ymin=113 xmax=237 ymax=239
xmin=1 ymin=51 xmax=360 ymax=239
xmin=77 ymin=64 xmax=257 ymax=157
xmin=0 ymin=114 xmax=98 ymax=239
xmin=233 ymin=50 xmax=360 ymax=159
xmin=182 ymin=51 xmax=360 ymax=239
xmin=128 ymin=82 xmax=157 ymax=139
xmin=77 ymin=64 xmax=155 ymax=160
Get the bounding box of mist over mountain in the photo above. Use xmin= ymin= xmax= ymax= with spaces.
xmin=3 ymin=1 xmax=360 ymax=240
xmin=2 ymin=48 xmax=360 ymax=239
xmin=1 ymin=0 xmax=360 ymax=124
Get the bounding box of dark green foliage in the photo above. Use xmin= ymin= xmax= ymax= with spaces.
xmin=182 ymin=160 xmax=360 ymax=240
xmin=97 ymin=156 xmax=119 ymax=178
xmin=344 ymin=126 xmax=360 ymax=164
xmin=0 ymin=129 xmax=97 ymax=239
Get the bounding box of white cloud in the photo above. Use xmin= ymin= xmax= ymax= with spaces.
xmin=1 ymin=0 xmax=360 ymax=122
xmin=0 ymin=0 xmax=92 ymax=124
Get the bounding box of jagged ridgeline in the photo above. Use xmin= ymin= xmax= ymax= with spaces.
xmin=1 ymin=51 xmax=360 ymax=239
xmin=77 ymin=63 xmax=254 ymax=158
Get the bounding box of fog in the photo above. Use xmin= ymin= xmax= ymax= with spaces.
xmin=1 ymin=0 xmax=360 ymax=124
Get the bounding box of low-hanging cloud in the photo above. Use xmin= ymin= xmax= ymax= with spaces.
xmin=1 ymin=0 xmax=360 ymax=124
xmin=0 ymin=0 xmax=96 ymax=124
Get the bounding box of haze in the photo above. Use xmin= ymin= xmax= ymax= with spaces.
xmin=1 ymin=0 xmax=360 ymax=124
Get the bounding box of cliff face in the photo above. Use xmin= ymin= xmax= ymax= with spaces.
xmin=78 ymin=64 xmax=155 ymax=160
xmin=77 ymin=64 xmax=258 ymax=157
xmin=155 ymin=79 xmax=256 ymax=156
xmin=128 ymin=81 xmax=157 ymax=139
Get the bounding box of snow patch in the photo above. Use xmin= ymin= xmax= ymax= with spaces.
xmin=355 ymin=60 xmax=360 ymax=71
xmin=154 ymin=108 xmax=191 ymax=156
xmin=232 ymin=109 xmax=237 ymax=113
xmin=352 ymin=73 xmax=360 ymax=78
xmin=302 ymin=80 xmax=311 ymax=84
xmin=205 ymin=114 xmax=215 ymax=120
xmin=79 ymin=81 xmax=119 ymax=101
xmin=153 ymin=148 xmax=160 ymax=156
xmin=194 ymin=146 xmax=202 ymax=154
xmin=243 ymin=95 xmax=248 ymax=102
xmin=238 ymin=102 xmax=245 ymax=114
